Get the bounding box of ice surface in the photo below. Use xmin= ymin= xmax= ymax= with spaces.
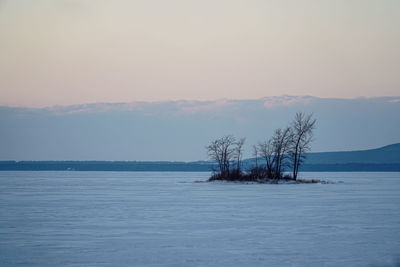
xmin=0 ymin=171 xmax=399 ymax=266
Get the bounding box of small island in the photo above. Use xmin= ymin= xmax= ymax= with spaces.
xmin=205 ymin=112 xmax=324 ymax=184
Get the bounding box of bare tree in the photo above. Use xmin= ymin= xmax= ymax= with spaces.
xmin=290 ymin=112 xmax=316 ymax=180
xmin=206 ymin=135 xmax=236 ymax=176
xmin=206 ymin=140 xmax=223 ymax=174
xmin=234 ymin=138 xmax=246 ymax=171
xmin=258 ymin=139 xmax=274 ymax=178
xmin=271 ymin=126 xmax=293 ymax=178
xmin=205 ymin=113 xmax=316 ymax=182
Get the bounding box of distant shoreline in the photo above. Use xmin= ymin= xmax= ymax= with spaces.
xmin=1 ymin=161 xmax=399 ymax=172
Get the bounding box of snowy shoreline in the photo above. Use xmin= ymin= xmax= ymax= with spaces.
xmin=196 ymin=178 xmax=334 ymax=184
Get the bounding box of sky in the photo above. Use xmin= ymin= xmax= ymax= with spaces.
xmin=0 ymin=0 xmax=399 ymax=107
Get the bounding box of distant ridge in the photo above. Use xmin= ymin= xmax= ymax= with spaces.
xmin=0 ymin=143 xmax=399 ymax=172
xmin=300 ymin=143 xmax=400 ymax=165
xmin=242 ymin=143 xmax=400 ymax=171
xmin=243 ymin=143 xmax=400 ymax=168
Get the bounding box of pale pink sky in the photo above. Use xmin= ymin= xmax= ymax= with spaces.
xmin=0 ymin=0 xmax=399 ymax=107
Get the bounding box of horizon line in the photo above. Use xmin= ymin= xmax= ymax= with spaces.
xmin=1 ymin=142 xmax=398 ymax=163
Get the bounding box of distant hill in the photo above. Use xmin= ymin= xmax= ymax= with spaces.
xmin=0 ymin=143 xmax=399 ymax=172
xmin=303 ymin=143 xmax=400 ymax=164
xmin=243 ymin=143 xmax=400 ymax=170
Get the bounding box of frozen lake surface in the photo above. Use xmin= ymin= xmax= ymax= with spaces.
xmin=1 ymin=171 xmax=400 ymax=266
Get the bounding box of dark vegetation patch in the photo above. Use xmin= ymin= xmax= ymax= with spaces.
xmin=205 ymin=170 xmax=331 ymax=184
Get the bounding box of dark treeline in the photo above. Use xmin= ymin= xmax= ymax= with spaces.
xmin=206 ymin=112 xmax=316 ymax=182
xmin=0 ymin=161 xmax=211 ymax=172
xmin=1 ymin=161 xmax=399 ymax=172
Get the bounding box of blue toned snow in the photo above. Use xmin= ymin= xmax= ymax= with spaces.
xmin=0 ymin=171 xmax=399 ymax=266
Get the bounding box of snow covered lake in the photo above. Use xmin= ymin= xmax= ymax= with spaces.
xmin=0 ymin=171 xmax=399 ymax=266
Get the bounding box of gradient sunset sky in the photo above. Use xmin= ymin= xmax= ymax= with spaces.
xmin=0 ymin=0 xmax=399 ymax=107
